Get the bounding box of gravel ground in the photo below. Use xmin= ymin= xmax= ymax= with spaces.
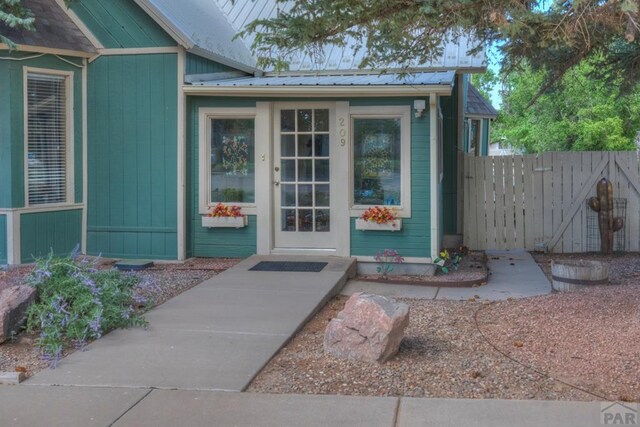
xmin=0 ymin=257 xmax=240 ymax=377
xmin=249 ymin=253 xmax=640 ymax=402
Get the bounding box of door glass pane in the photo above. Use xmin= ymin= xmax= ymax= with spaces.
xmin=297 ymin=134 xmax=313 ymax=157
xmin=298 ymin=209 xmax=313 ymax=231
xmin=314 ymin=109 xmax=329 ymax=132
xmin=298 ymin=159 xmax=312 ymax=181
xmin=315 ymin=184 xmax=330 ymax=207
xmin=316 ymin=209 xmax=330 ymax=232
xmin=281 ymin=110 xmax=295 ymax=132
xmin=281 ymin=135 xmax=295 ymax=157
xmin=282 ymin=209 xmax=296 ymax=231
xmin=298 ymin=184 xmax=313 ymax=206
xmin=281 ymin=159 xmax=295 ymax=182
xmin=315 ymin=134 xmax=330 ymax=157
xmin=281 ymin=184 xmax=296 ymax=207
xmin=315 ymin=159 xmax=329 ymax=182
xmin=297 ymin=109 xmax=312 ymax=132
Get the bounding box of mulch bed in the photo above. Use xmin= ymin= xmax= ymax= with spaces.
xmin=358 ymin=251 xmax=488 ymax=287
xmin=0 ymin=257 xmax=241 ymax=378
xmin=249 ymin=253 xmax=640 ymax=402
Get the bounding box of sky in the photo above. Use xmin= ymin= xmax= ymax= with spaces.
xmin=486 ymin=45 xmax=504 ymax=109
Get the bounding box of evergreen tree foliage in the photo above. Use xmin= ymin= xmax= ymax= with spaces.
xmin=0 ymin=0 xmax=34 ymax=47
xmin=240 ymin=0 xmax=640 ymax=96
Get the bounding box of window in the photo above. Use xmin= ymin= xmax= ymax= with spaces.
xmin=469 ymin=119 xmax=481 ymax=156
xmin=25 ymin=70 xmax=73 ymax=206
xmin=350 ymin=106 xmax=411 ymax=216
xmin=199 ymin=108 xmax=257 ymax=213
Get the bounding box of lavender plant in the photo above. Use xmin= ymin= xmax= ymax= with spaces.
xmin=374 ymin=249 xmax=404 ymax=280
xmin=26 ymin=252 xmax=148 ymax=368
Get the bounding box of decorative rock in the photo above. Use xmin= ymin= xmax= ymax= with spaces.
xmin=324 ymin=292 xmax=409 ymax=363
xmin=0 ymin=285 xmax=37 ymax=344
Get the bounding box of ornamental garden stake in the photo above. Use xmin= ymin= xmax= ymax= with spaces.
xmin=588 ymin=178 xmax=624 ymax=254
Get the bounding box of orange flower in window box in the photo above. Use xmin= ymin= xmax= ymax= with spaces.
xmin=202 ymin=203 xmax=248 ymax=228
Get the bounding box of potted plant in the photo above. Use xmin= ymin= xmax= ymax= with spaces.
xmin=202 ymin=203 xmax=248 ymax=228
xmin=355 ymin=206 xmax=402 ymax=231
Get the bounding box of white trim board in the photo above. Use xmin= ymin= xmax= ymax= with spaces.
xmin=0 ymin=44 xmax=94 ymax=58
xmin=176 ymin=48 xmax=186 ymax=261
xmin=429 ymin=93 xmax=440 ymax=259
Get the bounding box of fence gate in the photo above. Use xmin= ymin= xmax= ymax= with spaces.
xmin=463 ymin=151 xmax=640 ymax=252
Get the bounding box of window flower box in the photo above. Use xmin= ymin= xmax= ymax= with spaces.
xmin=202 ymin=203 xmax=247 ymax=228
xmin=355 ymin=218 xmax=402 ymax=232
xmin=202 ymin=215 xmax=248 ymax=228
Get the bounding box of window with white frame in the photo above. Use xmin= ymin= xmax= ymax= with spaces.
xmin=199 ymin=109 xmax=256 ymax=212
xmin=350 ymin=106 xmax=411 ymax=215
xmin=26 ymin=71 xmax=73 ymax=206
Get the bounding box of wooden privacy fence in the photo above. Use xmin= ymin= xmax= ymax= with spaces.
xmin=463 ymin=151 xmax=640 ymax=252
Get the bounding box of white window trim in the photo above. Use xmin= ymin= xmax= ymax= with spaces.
xmin=198 ymin=107 xmax=258 ymax=216
xmin=348 ymin=105 xmax=412 ymax=218
xmin=23 ymin=66 xmax=75 ymax=208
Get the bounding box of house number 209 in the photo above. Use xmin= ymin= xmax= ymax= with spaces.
xmin=338 ymin=117 xmax=346 ymax=146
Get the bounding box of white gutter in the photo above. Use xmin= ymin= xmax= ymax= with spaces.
xmin=183 ymin=85 xmax=453 ymax=97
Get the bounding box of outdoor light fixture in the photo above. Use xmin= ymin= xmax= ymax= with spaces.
xmin=413 ymin=99 xmax=426 ymax=118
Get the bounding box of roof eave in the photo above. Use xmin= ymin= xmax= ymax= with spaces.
xmin=183 ymin=84 xmax=452 ymax=97
xmin=0 ymin=43 xmax=95 ymax=58
xmin=133 ymin=0 xmax=195 ymax=49
xmin=187 ymin=46 xmax=258 ymax=75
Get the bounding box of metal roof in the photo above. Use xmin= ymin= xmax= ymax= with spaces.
xmin=0 ymin=0 xmax=95 ymax=54
xmin=137 ymin=0 xmax=485 ymax=73
xmin=465 ymin=84 xmax=498 ymax=117
xmin=192 ymin=71 xmax=456 ymax=87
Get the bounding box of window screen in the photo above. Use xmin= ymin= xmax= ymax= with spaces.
xmin=27 ymin=73 xmax=69 ymax=205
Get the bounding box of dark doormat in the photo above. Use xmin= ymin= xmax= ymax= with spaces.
xmin=249 ymin=261 xmax=328 ymax=272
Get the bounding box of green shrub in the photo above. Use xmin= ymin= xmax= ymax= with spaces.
xmin=26 ymin=252 xmax=147 ymax=367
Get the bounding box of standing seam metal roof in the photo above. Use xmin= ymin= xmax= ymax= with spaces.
xmin=192 ymin=71 xmax=457 ymax=87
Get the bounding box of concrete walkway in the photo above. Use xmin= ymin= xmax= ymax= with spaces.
xmin=343 ymin=249 xmax=551 ymax=301
xmin=0 ymin=386 xmax=612 ymax=426
xmin=26 ymin=255 xmax=356 ymax=391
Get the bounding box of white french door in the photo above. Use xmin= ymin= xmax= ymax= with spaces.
xmin=273 ymin=104 xmax=339 ymax=251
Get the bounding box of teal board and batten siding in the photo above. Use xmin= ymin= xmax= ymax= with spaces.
xmin=441 ymin=80 xmax=460 ymax=235
xmin=482 ymin=118 xmax=490 ymax=156
xmin=20 ymin=209 xmax=82 ymax=262
xmin=0 ymin=215 xmax=6 ymax=264
xmin=0 ymin=53 xmax=84 ymax=208
xmin=86 ymin=54 xmax=178 ymax=259
xmin=70 ymin=0 xmax=176 ymax=48
xmin=187 ymin=97 xmax=433 ymax=259
xmin=186 ymin=53 xmax=240 ymax=75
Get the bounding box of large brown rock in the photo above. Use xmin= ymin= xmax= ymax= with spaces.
xmin=0 ymin=286 xmax=37 ymax=344
xmin=324 ymin=292 xmax=409 ymax=363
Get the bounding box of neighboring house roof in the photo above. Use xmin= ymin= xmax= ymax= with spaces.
xmin=465 ymin=84 xmax=498 ymax=117
xmin=0 ymin=0 xmax=95 ymax=54
xmin=136 ymin=0 xmax=485 ymax=74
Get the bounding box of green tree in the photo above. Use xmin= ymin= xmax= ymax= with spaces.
xmin=494 ymin=61 xmax=640 ymax=153
xmin=0 ymin=0 xmax=35 ymax=47
xmin=471 ymin=68 xmax=498 ymax=100
xmin=240 ymin=0 xmax=640 ymax=96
